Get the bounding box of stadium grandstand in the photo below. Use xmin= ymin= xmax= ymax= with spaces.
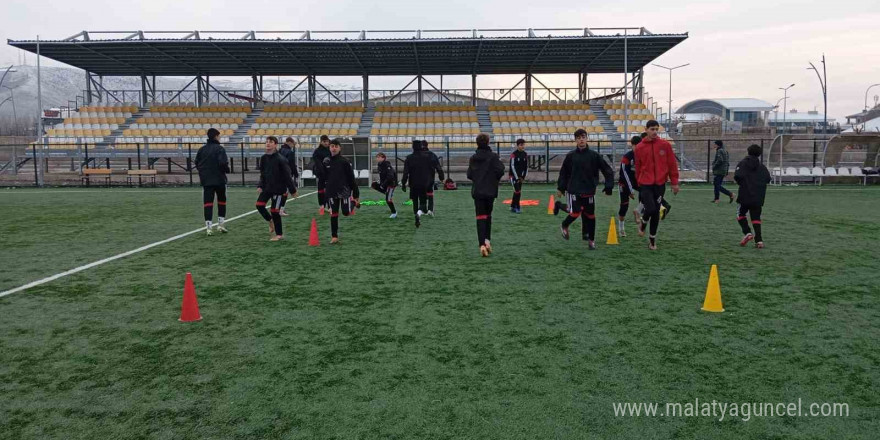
xmin=7 ymin=27 xmax=688 ymax=184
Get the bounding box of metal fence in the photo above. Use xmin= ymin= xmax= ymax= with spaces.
xmin=3 ymin=136 xmax=878 ymax=187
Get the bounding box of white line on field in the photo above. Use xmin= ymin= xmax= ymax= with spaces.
xmin=0 ymin=191 xmax=317 ymax=299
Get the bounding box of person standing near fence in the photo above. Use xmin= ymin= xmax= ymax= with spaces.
xmin=278 ymin=137 xmax=299 ymax=216
xmin=555 ymin=128 xmax=615 ymax=250
xmin=635 ymin=120 xmax=680 ymax=250
xmin=256 ymin=136 xmax=298 ymax=242
xmin=195 ymin=128 xmax=230 ymax=236
xmin=311 ymin=135 xmax=332 ymax=216
xmin=401 ymin=140 xmax=434 ymax=228
xmin=324 ymin=138 xmax=360 ymax=244
xmin=467 ymin=133 xmax=505 ymax=257
xmin=617 ymin=135 xmax=642 ymax=236
xmin=421 ymin=140 xmax=445 ymax=216
xmin=712 ymin=140 xmax=735 ymax=204
xmin=371 ymin=152 xmax=398 ymax=218
xmin=508 ymin=138 xmax=529 ymax=214
xmin=734 ymin=144 xmax=771 ymax=248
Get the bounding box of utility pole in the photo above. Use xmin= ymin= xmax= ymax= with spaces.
xmin=652 ymin=63 xmax=690 ymax=129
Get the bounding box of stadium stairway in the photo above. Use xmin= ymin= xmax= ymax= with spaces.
xmin=230 ymin=108 xmax=262 ymax=145
xmin=476 ymin=106 xmax=494 ymax=135
xmin=591 ymin=107 xmax=619 ymax=138
xmin=98 ymin=106 xmax=147 ymax=147
xmin=357 ymin=105 xmax=375 ymax=136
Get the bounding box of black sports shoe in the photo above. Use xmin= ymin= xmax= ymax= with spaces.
xmin=560 ymin=225 xmax=570 ymax=240
xmin=588 ymin=240 xmax=597 ymax=250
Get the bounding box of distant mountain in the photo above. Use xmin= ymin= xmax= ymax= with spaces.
xmin=0 ymin=65 xmax=358 ymax=122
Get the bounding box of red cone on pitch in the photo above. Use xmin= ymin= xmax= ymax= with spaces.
xmin=308 ymin=217 xmax=320 ymax=246
xmin=179 ymin=272 xmax=202 ymax=322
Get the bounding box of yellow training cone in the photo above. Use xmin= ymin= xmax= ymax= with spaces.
xmin=547 ymin=195 xmax=556 ymax=215
xmin=701 ymin=264 xmax=725 ymax=312
xmin=606 ymin=217 xmax=619 ymax=245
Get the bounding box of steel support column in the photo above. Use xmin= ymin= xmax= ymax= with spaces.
xmin=417 ymin=75 xmax=423 ymax=106
xmin=471 ymin=74 xmax=477 ymax=106
xmin=252 ymin=75 xmax=264 ymax=103
xmin=525 ymin=74 xmax=532 ymax=105
xmin=363 ymin=75 xmax=369 ymax=108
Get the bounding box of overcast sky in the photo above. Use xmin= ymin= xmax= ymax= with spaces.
xmin=2 ymin=0 xmax=878 ymax=120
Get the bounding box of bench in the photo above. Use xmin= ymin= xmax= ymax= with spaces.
xmin=126 ymin=169 xmax=158 ymax=187
xmin=81 ymin=168 xmax=112 ymax=187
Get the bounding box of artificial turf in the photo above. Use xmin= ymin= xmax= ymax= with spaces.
xmin=0 ymin=184 xmax=878 ymax=439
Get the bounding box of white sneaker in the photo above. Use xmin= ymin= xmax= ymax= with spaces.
xmin=217 ymin=224 xmax=228 ymax=233
xmin=389 ymin=213 xmax=397 ymax=219
xmin=206 ymin=228 xmax=214 ymax=236
xmin=417 ymin=210 xmax=424 ymax=217
xmin=427 ymin=210 xmax=434 ymax=217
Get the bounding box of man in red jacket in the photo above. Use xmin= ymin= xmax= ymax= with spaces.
xmin=634 ymin=120 xmax=680 ymax=250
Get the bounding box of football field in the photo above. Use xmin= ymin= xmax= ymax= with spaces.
xmin=1 ymin=184 xmax=878 ymax=439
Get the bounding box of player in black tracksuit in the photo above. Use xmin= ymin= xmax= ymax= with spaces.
xmin=421 ymin=140 xmax=445 ymax=215
xmin=323 ymin=138 xmax=360 ymax=243
xmin=257 ymin=136 xmax=298 ymax=241
xmin=617 ymin=136 xmax=641 ymax=237
xmin=509 ymin=138 xmax=529 ymax=213
xmin=278 ymin=137 xmax=299 ymax=216
xmin=371 ymin=152 xmax=398 ymax=218
xmin=555 ymin=129 xmax=614 ymax=250
xmin=467 ymin=133 xmax=505 ymax=257
xmin=401 ymin=140 xmax=434 ymax=228
xmin=311 ymin=135 xmax=332 ymax=215
xmin=734 ymin=144 xmax=772 ymax=248
xmin=195 ymin=128 xmax=230 ymax=235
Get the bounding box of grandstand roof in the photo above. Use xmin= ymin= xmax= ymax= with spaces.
xmin=8 ymin=28 xmax=687 ymax=77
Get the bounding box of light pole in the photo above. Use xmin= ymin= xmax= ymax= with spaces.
xmin=773 ymin=96 xmax=788 ymax=131
xmin=779 ymin=84 xmax=795 ymax=134
xmin=864 ymin=83 xmax=880 ymax=112
xmin=652 ymin=63 xmax=690 ymax=128
xmin=808 ymin=55 xmax=827 ymax=134
xmin=2 ymin=85 xmax=18 ymax=133
xmin=0 ymin=65 xmax=17 ymax=90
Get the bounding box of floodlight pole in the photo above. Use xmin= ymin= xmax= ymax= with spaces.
xmin=36 ymin=35 xmax=44 ymax=186
xmin=651 ymin=62 xmax=690 ymax=129
xmin=864 ymin=83 xmax=880 ymax=111
xmin=808 ymin=55 xmax=827 ymax=134
xmin=779 ymin=83 xmax=795 ymax=134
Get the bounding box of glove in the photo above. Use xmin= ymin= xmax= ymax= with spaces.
xmin=603 ymin=186 xmax=613 ymax=196
xmin=322 ymin=157 xmax=331 ymax=167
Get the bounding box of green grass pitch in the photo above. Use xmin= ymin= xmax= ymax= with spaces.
xmin=1 ymin=184 xmax=879 ymax=439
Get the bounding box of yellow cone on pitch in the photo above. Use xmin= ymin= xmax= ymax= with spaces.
xmin=606 ymin=217 xmax=619 ymax=245
xmin=701 ymin=264 xmax=725 ymax=312
xmin=547 ymin=195 xmax=556 ymax=215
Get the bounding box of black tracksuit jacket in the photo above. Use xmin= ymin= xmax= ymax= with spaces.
xmin=195 ymin=139 xmax=230 ymax=187
xmin=323 ymin=154 xmax=360 ymax=199
xmin=557 ymin=146 xmax=615 ymax=195
xmin=378 ymin=160 xmax=398 ymax=188
xmin=467 ymin=146 xmax=505 ymax=199
xmin=258 ymin=152 xmax=297 ymax=195
xmin=311 ymin=146 xmax=331 ymax=180
xmin=401 ymin=150 xmax=435 ymax=190
xmin=279 ymin=144 xmax=299 ymax=179
xmin=509 ymin=149 xmax=528 ymax=179
xmin=734 ymin=155 xmax=771 ymax=206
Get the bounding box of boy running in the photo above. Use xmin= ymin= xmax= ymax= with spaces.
xmin=401 ymin=140 xmax=434 ymax=228
xmin=421 ymin=140 xmax=445 ymax=216
xmin=734 ymin=144 xmax=772 ymax=248
xmin=635 ymin=120 xmax=680 ymax=250
xmin=256 ymin=136 xmax=298 ymax=242
xmin=617 ymin=135 xmax=641 ymax=236
xmin=278 ymin=137 xmax=299 ymax=216
xmin=555 ymin=128 xmax=615 ymax=250
xmin=322 ymin=138 xmax=360 ymax=244
xmin=509 ymin=138 xmax=529 ymax=213
xmin=467 ymin=133 xmax=505 ymax=257
xmin=711 ymin=140 xmax=735 ymax=204
xmin=371 ymin=152 xmax=398 ymax=218
xmin=311 ymin=135 xmax=332 ymax=215
xmin=195 ymin=128 xmax=230 ymax=235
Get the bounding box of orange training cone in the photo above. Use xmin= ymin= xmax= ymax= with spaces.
xmin=308 ymin=218 xmax=320 ymax=246
xmin=179 ymin=272 xmax=202 ymax=322
xmin=547 ymin=195 xmax=556 ymax=215
xmin=606 ymin=217 xmax=619 ymax=245
xmin=701 ymin=264 xmax=725 ymax=313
